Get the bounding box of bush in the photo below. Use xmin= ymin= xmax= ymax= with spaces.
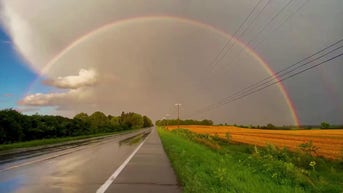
xmin=298 ymin=141 xmax=319 ymax=156
xmin=320 ymin=122 xmax=330 ymax=129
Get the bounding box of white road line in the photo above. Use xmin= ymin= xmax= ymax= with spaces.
xmin=96 ymin=133 xmax=150 ymax=193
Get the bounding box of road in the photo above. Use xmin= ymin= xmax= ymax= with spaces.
xmin=0 ymin=129 xmax=151 ymax=193
xmin=103 ymin=127 xmax=181 ymax=193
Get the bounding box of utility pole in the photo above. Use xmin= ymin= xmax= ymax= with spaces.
xmin=175 ymin=104 xmax=181 ymax=128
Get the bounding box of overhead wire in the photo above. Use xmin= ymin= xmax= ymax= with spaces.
xmin=246 ymin=0 xmax=295 ymax=46
xmin=219 ymin=39 xmax=343 ymax=102
xmin=208 ymin=0 xmax=264 ymax=70
xmin=195 ymin=0 xmax=296 ymax=88
xmin=210 ymin=0 xmax=273 ymax=72
xmin=185 ymin=39 xmax=343 ymax=117
xmin=187 ymin=0 xmax=318 ymax=117
xmin=221 ymin=0 xmax=298 ymax=72
xmin=211 ymin=0 xmax=271 ymax=72
xmin=216 ymin=0 xmax=311 ymax=89
xmin=188 ymin=51 xmax=343 ymax=117
xmin=218 ymin=51 xmax=343 ymax=106
xmin=188 ymin=0 xmax=273 ymax=90
xmin=251 ymin=0 xmax=310 ymax=49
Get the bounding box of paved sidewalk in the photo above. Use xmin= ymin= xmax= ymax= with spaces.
xmin=107 ymin=128 xmax=182 ymax=193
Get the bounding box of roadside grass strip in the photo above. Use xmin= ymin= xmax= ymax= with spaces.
xmin=158 ymin=128 xmax=343 ymax=193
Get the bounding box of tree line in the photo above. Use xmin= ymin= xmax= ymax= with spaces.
xmin=219 ymin=122 xmax=341 ymax=130
xmin=0 ymin=109 xmax=153 ymax=144
xmin=155 ymin=119 xmax=213 ymax=126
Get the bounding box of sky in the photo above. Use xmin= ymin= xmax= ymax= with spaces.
xmin=0 ymin=27 xmax=36 ymax=110
xmin=0 ymin=0 xmax=342 ymax=125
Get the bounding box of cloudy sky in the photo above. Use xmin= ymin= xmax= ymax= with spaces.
xmin=0 ymin=0 xmax=342 ymax=125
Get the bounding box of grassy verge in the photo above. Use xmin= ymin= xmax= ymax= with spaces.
xmin=158 ymin=128 xmax=343 ymax=193
xmin=0 ymin=129 xmax=140 ymax=152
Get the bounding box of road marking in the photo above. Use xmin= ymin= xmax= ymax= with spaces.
xmin=96 ymin=133 xmax=150 ymax=193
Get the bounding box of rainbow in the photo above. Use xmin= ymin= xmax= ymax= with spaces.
xmin=38 ymin=15 xmax=300 ymax=126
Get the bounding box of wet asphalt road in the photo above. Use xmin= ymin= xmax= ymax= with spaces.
xmin=0 ymin=129 xmax=150 ymax=193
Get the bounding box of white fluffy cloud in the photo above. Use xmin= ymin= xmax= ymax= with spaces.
xmin=19 ymin=69 xmax=96 ymax=106
xmin=19 ymin=89 xmax=88 ymax=106
xmin=43 ymin=69 xmax=97 ymax=89
xmin=20 ymin=91 xmax=71 ymax=106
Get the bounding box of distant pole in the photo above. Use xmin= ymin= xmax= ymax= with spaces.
xmin=175 ymin=104 xmax=181 ymax=128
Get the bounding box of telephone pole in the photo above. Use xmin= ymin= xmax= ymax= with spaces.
xmin=175 ymin=104 xmax=181 ymax=128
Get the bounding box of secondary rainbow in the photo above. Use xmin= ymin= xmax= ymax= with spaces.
xmin=38 ymin=15 xmax=300 ymax=126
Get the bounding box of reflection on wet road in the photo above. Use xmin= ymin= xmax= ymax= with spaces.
xmin=0 ymin=129 xmax=150 ymax=193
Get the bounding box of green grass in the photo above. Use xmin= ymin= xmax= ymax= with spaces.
xmin=0 ymin=129 xmax=138 ymax=152
xmin=158 ymin=128 xmax=343 ymax=193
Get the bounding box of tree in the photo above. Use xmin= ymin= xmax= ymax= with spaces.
xmin=74 ymin=112 xmax=89 ymax=121
xmin=119 ymin=112 xmax=144 ymax=129
xmin=110 ymin=116 xmax=121 ymax=130
xmin=320 ymin=122 xmax=330 ymax=129
xmin=0 ymin=109 xmax=153 ymax=144
xmin=89 ymin=111 xmax=110 ymax=133
xmin=0 ymin=109 xmax=25 ymax=143
xmin=155 ymin=118 xmax=214 ymax=126
xmin=143 ymin=115 xmax=153 ymax=128
xmin=201 ymin=119 xmax=213 ymax=125
xmin=71 ymin=118 xmax=90 ymax=135
xmin=266 ymin=123 xmax=275 ymax=129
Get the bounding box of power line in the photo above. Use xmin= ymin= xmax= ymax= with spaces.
xmin=210 ymin=42 xmax=343 ymax=111
xmin=189 ymin=51 xmax=343 ymax=117
xmin=220 ymin=0 xmax=300 ymax=72
xmin=252 ymin=0 xmax=310 ymax=49
xmin=186 ymin=0 xmax=270 ymax=91
xmin=271 ymin=0 xmax=309 ymax=33
xmin=217 ymin=39 xmax=343 ymax=102
xmin=196 ymin=0 xmax=298 ymax=87
xmin=246 ymin=0 xmax=295 ymax=46
xmin=210 ymin=0 xmax=275 ymax=71
xmin=209 ymin=0 xmax=264 ymax=70
xmin=219 ymin=51 xmax=343 ymax=106
xmin=222 ymin=0 xmax=300 ymax=72
xmin=211 ymin=0 xmax=273 ymax=72
xmin=235 ymin=0 xmax=272 ymax=40
xmin=218 ymin=0 xmax=296 ymax=72
xmin=185 ymin=39 xmax=343 ymax=117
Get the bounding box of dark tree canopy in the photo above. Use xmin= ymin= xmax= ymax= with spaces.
xmin=155 ymin=119 xmax=213 ymax=126
xmin=119 ymin=112 xmax=144 ymax=129
xmin=320 ymin=122 xmax=330 ymax=129
xmin=143 ymin=115 xmax=153 ymax=128
xmin=0 ymin=109 xmax=153 ymax=144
